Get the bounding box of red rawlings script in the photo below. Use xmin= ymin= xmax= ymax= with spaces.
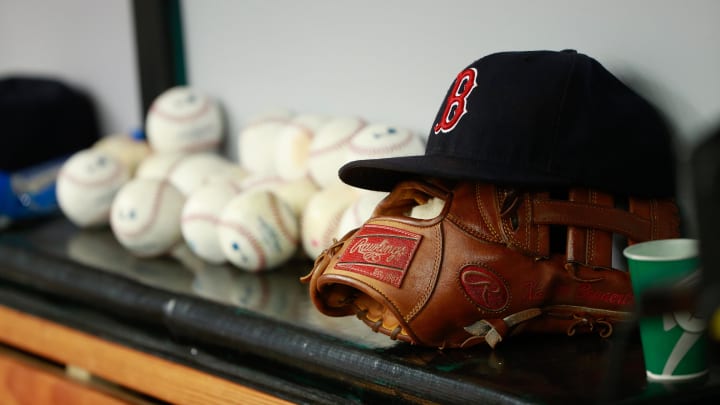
xmin=335 ymin=224 xmax=422 ymax=288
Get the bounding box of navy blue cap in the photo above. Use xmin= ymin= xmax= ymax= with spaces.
xmin=0 ymin=76 xmax=100 ymax=171
xmin=339 ymin=50 xmax=676 ymax=197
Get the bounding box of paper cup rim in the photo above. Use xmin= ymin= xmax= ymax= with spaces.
xmin=646 ymin=368 xmax=709 ymax=381
xmin=623 ymin=238 xmax=698 ymax=262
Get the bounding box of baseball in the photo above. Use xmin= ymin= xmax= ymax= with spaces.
xmin=145 ymin=86 xmax=224 ymax=153
xmin=336 ymin=191 xmax=388 ymax=239
xmin=345 ymin=124 xmax=425 ymax=162
xmin=239 ymin=174 xmax=319 ymax=216
xmin=181 ymin=179 xmax=242 ymax=264
xmin=301 ymin=184 xmax=359 ymax=259
xmin=217 ymin=190 xmax=299 ymax=272
xmin=409 ymin=197 xmax=446 ymax=219
xmin=92 ymin=133 xmax=151 ymax=175
xmin=110 ymin=178 xmax=185 ymax=257
xmin=203 ymin=163 xmax=250 ymax=185
xmin=274 ymin=113 xmax=330 ymax=181
xmin=308 ymin=116 xmax=367 ymax=188
xmin=167 ymin=152 xmax=232 ymax=195
xmin=135 ymin=151 xmax=187 ymax=181
xmin=237 ymin=109 xmax=294 ymax=175
xmin=56 ymin=149 xmax=131 ymax=228
xmin=136 ymin=151 xmax=232 ymax=196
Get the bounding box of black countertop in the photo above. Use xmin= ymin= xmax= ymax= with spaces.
xmin=1 ymin=216 xmax=719 ymax=404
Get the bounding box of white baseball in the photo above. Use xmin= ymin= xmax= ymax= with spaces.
xmin=218 ymin=190 xmax=299 ymax=272
xmin=167 ymin=152 xmax=232 ymax=195
xmin=336 ymin=191 xmax=388 ymax=239
xmin=110 ymin=178 xmax=185 ymax=257
xmin=92 ymin=133 xmax=151 ymax=175
xmin=274 ymin=113 xmax=330 ymax=181
xmin=301 ymin=184 xmax=359 ymax=259
xmin=345 ymin=124 xmax=425 ymax=162
xmin=136 ymin=151 xmax=187 ymax=181
xmin=145 ymin=86 xmax=224 ymax=153
xmin=181 ymin=179 xmax=242 ymax=264
xmin=56 ymin=149 xmax=130 ymax=228
xmin=409 ymin=197 xmax=446 ymax=219
xmin=239 ymin=174 xmax=319 ymax=217
xmin=237 ymin=110 xmax=294 ymax=175
xmin=203 ymin=163 xmax=250 ymax=185
xmin=136 ymin=152 xmax=231 ymax=196
xmin=308 ymin=116 xmax=367 ymax=188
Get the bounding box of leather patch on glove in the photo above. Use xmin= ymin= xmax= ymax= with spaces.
xmin=335 ymin=224 xmax=422 ymax=288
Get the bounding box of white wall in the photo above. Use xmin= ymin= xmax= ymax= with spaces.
xmin=0 ymin=0 xmax=141 ymax=135
xmin=182 ymin=0 xmax=720 ymax=160
xmin=3 ymin=1 xmax=716 ymax=153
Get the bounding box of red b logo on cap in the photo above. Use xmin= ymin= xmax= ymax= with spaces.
xmin=433 ymin=67 xmax=477 ymax=134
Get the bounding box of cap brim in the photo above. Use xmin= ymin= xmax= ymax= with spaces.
xmin=339 ymin=155 xmax=574 ymax=192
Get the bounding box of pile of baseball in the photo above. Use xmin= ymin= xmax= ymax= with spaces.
xmin=55 ymin=86 xmax=426 ymax=272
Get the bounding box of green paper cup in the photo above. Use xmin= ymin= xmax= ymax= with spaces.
xmin=623 ymin=238 xmax=708 ymax=381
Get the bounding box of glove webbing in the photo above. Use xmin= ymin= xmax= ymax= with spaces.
xmin=531 ymin=189 xmax=678 ymax=269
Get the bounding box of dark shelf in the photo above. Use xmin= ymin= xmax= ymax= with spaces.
xmin=2 ymin=217 xmax=719 ymax=404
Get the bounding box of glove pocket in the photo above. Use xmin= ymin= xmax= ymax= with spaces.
xmin=309 ymin=219 xmax=444 ymax=344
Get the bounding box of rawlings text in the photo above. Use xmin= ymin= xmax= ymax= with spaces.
xmin=335 ymin=224 xmax=421 ymax=288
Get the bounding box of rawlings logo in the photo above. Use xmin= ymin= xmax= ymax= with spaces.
xmin=349 ymin=237 xmax=408 ymax=263
xmin=460 ymin=265 xmax=509 ymax=312
xmin=335 ymin=224 xmax=421 ymax=288
xmin=433 ymin=67 xmax=477 ymax=134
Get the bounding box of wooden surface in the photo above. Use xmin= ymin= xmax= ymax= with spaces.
xmin=0 ymin=304 xmax=293 ymax=405
xmin=0 ymin=347 xmax=136 ymax=405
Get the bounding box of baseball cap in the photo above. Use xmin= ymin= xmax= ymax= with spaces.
xmin=0 ymin=76 xmax=100 ymax=172
xmin=339 ymin=50 xmax=676 ymax=197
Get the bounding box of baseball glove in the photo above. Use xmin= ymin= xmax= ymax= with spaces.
xmin=301 ymin=179 xmax=680 ymax=349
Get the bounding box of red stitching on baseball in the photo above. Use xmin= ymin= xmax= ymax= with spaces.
xmin=227 ymin=180 xmax=243 ymax=194
xmin=159 ymin=153 xmax=187 ymax=179
xmin=308 ymin=119 xmax=367 ymax=157
xmin=181 ymin=213 xmax=219 ymax=225
xmin=284 ymin=122 xmax=315 ymax=140
xmin=320 ymin=208 xmax=344 ymax=251
xmin=149 ymin=98 xmax=211 ymax=123
xmin=114 ymin=180 xmax=170 ymax=238
xmin=268 ymin=194 xmax=297 ymax=245
xmin=218 ymin=220 xmax=266 ymax=271
xmin=242 ymin=176 xmax=284 ymax=191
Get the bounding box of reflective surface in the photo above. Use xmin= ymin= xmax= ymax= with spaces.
xmin=2 ymin=216 xmax=720 ymax=404
xmin=19 ymin=216 xmax=396 ymax=348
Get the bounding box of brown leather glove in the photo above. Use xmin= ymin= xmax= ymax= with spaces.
xmin=301 ymin=179 xmax=680 ymax=349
